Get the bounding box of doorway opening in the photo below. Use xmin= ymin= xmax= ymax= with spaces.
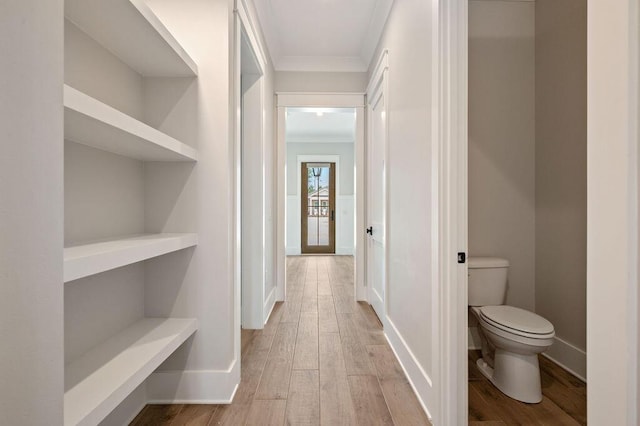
xmin=276 ymin=95 xmax=366 ymax=303
xmin=301 ymin=162 xmax=336 ymax=254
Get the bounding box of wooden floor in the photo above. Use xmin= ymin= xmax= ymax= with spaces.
xmin=469 ymin=350 xmax=587 ymax=425
xmin=131 ymin=256 xmax=431 ymax=426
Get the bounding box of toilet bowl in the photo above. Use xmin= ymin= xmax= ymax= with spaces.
xmin=469 ymin=257 xmax=555 ymax=403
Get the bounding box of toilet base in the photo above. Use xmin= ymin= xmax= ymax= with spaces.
xmin=476 ymin=350 xmax=542 ymax=404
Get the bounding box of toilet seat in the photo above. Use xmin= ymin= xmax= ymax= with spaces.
xmin=478 ymin=306 xmax=554 ymax=339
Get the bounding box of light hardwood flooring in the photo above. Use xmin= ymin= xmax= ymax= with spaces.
xmin=131 ymin=256 xmax=431 ymax=426
xmin=469 ymin=350 xmax=587 ymax=425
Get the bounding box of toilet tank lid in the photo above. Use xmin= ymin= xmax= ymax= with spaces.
xmin=468 ymin=257 xmax=509 ymax=269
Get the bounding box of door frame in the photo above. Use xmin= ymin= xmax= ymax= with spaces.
xmin=298 ymin=157 xmax=340 ymax=254
xmin=438 ymin=0 xmax=469 ymax=424
xmin=233 ymin=0 xmax=268 ymax=367
xmin=276 ymin=93 xmax=366 ymax=301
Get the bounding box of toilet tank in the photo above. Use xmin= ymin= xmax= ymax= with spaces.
xmin=468 ymin=257 xmax=510 ymax=306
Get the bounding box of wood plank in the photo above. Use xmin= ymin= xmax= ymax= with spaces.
xmin=262 ymin=302 xmax=284 ymax=336
xmin=319 ymin=333 xmax=357 ymax=426
xmin=169 ymin=405 xmax=216 ymax=426
xmin=318 ymin=295 xmax=339 ymax=334
xmin=353 ymin=304 xmax=386 ymax=346
xmin=366 ymin=345 xmax=430 ymax=425
xmin=317 ymin=278 xmax=332 ymax=296
xmin=293 ymin=312 xmax=319 ymax=370
xmin=131 ymin=404 xmax=183 ymax=426
xmin=337 ymin=314 xmax=376 ymax=375
xmin=539 ymin=357 xmax=587 ymax=425
xmin=280 ymin=291 xmax=303 ymax=324
xmin=470 ymin=381 xmax=581 ymax=426
xmin=379 ymin=378 xmax=431 ymax=426
xmin=286 ymin=370 xmax=320 ymax=425
xmin=366 ymin=345 xmax=406 ymax=381
xmin=207 ymin=402 xmax=251 ymax=426
xmin=302 ymin=280 xmax=318 ymax=313
xmin=347 ymin=375 xmax=393 ymax=426
xmin=254 ymin=322 xmax=298 ymax=400
xmin=245 ymin=399 xmax=287 ymax=426
xmin=332 ymin=286 xmax=355 ymax=314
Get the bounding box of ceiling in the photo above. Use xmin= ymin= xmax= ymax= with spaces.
xmin=252 ymin=0 xmax=393 ymax=72
xmin=286 ymin=108 xmax=356 ymax=143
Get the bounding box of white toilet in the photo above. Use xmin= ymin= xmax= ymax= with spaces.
xmin=468 ymin=257 xmax=555 ymax=403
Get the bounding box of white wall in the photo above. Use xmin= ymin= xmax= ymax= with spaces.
xmin=65 ymin=20 xmax=143 ymax=120
xmin=141 ymin=0 xmax=236 ymax=395
xmin=275 ymin=71 xmax=368 ymax=93
xmin=0 ymin=1 xmax=64 ymax=424
xmin=587 ymin=0 xmax=639 ymax=423
xmin=468 ymin=0 xmax=536 ymax=312
xmin=535 ymin=0 xmax=587 ymax=379
xmin=368 ymin=0 xmax=436 ymax=417
xmin=285 ymin=142 xmax=355 ymax=255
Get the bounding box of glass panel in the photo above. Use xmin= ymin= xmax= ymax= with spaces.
xmin=306 ymin=164 xmax=330 ymax=247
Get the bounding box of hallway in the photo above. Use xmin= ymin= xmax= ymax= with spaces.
xmin=131 ymin=256 xmax=431 ymax=425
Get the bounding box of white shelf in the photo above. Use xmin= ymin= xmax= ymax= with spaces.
xmin=64 ymin=85 xmax=198 ymax=162
xmin=64 ymin=318 xmax=197 ymax=426
xmin=64 ymin=233 xmax=198 ymax=282
xmin=65 ymin=0 xmax=197 ymax=77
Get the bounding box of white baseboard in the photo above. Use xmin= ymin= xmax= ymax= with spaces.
xmin=384 ymin=316 xmax=434 ymax=423
xmin=543 ymin=336 xmax=587 ymax=382
xmin=336 ymin=246 xmax=355 ymax=255
xmin=468 ymin=326 xmax=482 ymax=350
xmin=286 ymin=247 xmax=301 ymax=256
xmin=146 ymin=360 xmax=239 ymax=403
xmin=264 ymin=287 xmax=276 ymax=325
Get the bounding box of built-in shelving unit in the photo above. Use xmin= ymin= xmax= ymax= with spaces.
xmin=64 ymin=233 xmax=198 ymax=282
xmin=63 ymin=0 xmax=200 ymax=423
xmin=64 ymin=85 xmax=198 ymax=162
xmin=64 ymin=318 xmax=198 ymax=426
xmin=65 ymin=0 xmax=198 ymax=77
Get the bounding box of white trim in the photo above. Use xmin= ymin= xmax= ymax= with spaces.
xmin=146 ymin=360 xmax=240 ymax=404
xmin=438 ymin=0 xmax=468 ymax=424
xmin=286 ymin=136 xmax=355 ymax=144
xmin=359 ymin=1 xmax=394 ymax=68
xmin=354 ymin=107 xmax=366 ymax=300
xmin=366 ymin=50 xmax=389 ymax=96
xmin=276 ymin=93 xmax=366 ymax=305
xmin=236 ymin=0 xmax=267 ymax=72
xmin=542 ymin=336 xmax=587 ymax=382
xmin=277 ymin=93 xmax=365 ymax=108
xmin=275 ymin=55 xmax=368 ymax=73
xmin=385 ymin=316 xmax=434 ymax=423
xmin=263 ymin=286 xmax=277 ymax=325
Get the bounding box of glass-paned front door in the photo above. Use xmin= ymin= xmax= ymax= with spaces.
xmin=301 ymin=162 xmax=336 ymax=253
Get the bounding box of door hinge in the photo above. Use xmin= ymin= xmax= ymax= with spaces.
xmin=457 ymin=252 xmax=466 ymax=264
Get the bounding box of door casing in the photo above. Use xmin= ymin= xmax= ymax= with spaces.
xmin=276 ymin=93 xmax=366 ymax=302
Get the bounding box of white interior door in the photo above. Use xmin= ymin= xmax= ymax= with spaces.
xmin=366 ymin=80 xmax=386 ymax=322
